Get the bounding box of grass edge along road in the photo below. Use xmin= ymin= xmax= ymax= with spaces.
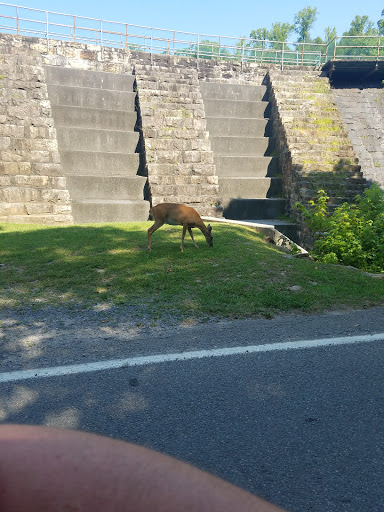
xmin=0 ymin=221 xmax=383 ymax=322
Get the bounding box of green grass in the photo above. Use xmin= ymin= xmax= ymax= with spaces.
xmin=1 ymin=222 xmax=383 ymax=322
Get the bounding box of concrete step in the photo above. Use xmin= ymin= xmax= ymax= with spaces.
xmin=228 ymin=219 xmax=298 ymax=242
xmin=46 ymin=84 xmax=136 ymax=111
xmin=135 ymin=64 xmax=197 ymax=76
xmin=56 ymin=127 xmax=140 ymax=153
xmin=211 ymin=136 xmax=271 ymax=156
xmin=206 ymin=117 xmax=270 ymax=137
xmin=200 ymin=82 xmax=267 ymax=101
xmin=66 ymin=176 xmax=147 ymax=200
xmin=223 ymin=198 xmax=287 ymax=220
xmin=71 ymin=199 xmax=150 ymax=223
xmin=214 ymin=156 xmax=280 ymax=177
xmin=137 ymin=76 xmax=199 ymax=86
xmin=60 ymin=151 xmax=142 ymax=176
xmin=204 ymin=98 xmax=268 ymax=118
xmin=51 ymin=106 xmax=137 ymax=131
xmin=219 ymin=177 xmax=282 ymax=198
xmin=44 ymin=66 xmax=135 ymax=91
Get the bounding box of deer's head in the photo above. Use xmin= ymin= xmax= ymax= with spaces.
xmin=205 ymin=224 xmax=213 ymax=247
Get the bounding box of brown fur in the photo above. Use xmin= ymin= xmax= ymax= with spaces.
xmin=147 ymin=203 xmax=213 ymax=252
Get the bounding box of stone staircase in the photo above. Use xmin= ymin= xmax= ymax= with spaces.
xmin=199 ymin=81 xmax=296 ymax=240
xmin=268 ymin=71 xmax=366 ymax=207
xmin=134 ymin=61 xmax=220 ymax=217
xmin=44 ymin=66 xmax=150 ymax=223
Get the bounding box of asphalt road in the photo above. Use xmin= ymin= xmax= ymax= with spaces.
xmin=1 ymin=306 xmax=384 ymax=512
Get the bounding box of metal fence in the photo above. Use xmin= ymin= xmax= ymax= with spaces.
xmin=0 ymin=3 xmax=383 ymax=67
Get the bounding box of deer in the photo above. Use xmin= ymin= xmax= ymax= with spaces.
xmin=148 ymin=203 xmax=213 ymax=252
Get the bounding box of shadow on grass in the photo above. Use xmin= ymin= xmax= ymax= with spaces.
xmin=1 ymin=221 xmax=383 ymax=319
xmin=0 ymin=222 xmax=272 ymax=312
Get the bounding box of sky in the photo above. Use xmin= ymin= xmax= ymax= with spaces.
xmin=3 ymin=0 xmax=383 ymax=42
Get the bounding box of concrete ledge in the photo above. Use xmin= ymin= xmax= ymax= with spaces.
xmin=201 ymin=216 xmax=308 ymax=257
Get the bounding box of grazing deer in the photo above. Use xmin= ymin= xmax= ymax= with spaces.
xmin=148 ymin=203 xmax=213 ymax=252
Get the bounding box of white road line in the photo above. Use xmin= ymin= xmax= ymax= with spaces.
xmin=1 ymin=332 xmax=383 ymax=384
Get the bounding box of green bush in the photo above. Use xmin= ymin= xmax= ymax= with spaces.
xmin=296 ymin=184 xmax=384 ymax=273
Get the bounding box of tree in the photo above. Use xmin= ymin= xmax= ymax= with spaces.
xmin=294 ymin=6 xmax=318 ymax=42
xmin=377 ymin=9 xmax=384 ymax=35
xmin=324 ymin=26 xmax=337 ymax=43
xmin=182 ymin=40 xmax=231 ymax=60
xmin=339 ymin=15 xmax=378 ymax=57
xmin=249 ymin=22 xmax=294 ymax=50
xmin=343 ymin=15 xmax=378 ymax=36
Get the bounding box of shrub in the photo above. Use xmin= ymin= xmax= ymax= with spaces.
xmin=296 ymin=183 xmax=384 ymax=273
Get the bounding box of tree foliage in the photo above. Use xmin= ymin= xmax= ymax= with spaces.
xmin=296 ymin=184 xmax=384 ymax=273
xmin=294 ymin=6 xmax=318 ymax=42
xmin=343 ymin=15 xmax=378 ymax=36
xmin=249 ymin=22 xmax=294 ymax=48
xmin=378 ymin=9 xmax=384 ymax=35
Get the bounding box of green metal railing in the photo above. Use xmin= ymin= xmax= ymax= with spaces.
xmin=0 ymin=3 xmax=383 ymax=67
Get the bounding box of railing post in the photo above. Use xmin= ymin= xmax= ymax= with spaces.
xmin=324 ymin=40 xmax=329 ymax=63
xmin=218 ymin=36 xmax=221 ymax=60
xmin=46 ymin=10 xmax=49 ymax=51
xmin=150 ymin=27 xmax=153 ymax=64
xmin=261 ymin=40 xmax=265 ymax=64
xmin=241 ymin=38 xmax=245 ymax=67
xmin=100 ymin=19 xmax=103 ymax=47
xmin=125 ymin=24 xmax=128 ymax=49
xmin=196 ymin=33 xmax=199 ymax=70
xmin=377 ymin=36 xmax=381 ymax=61
xmin=281 ymin=41 xmax=285 ymax=69
xmin=16 ymin=6 xmax=19 ymax=35
xmin=333 ymin=37 xmax=337 ymax=59
xmin=173 ymin=30 xmax=175 ymax=55
xmin=73 ymin=16 xmax=76 ymax=42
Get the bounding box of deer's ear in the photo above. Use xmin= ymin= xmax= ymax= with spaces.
xmin=207 ymin=224 xmax=212 ymax=232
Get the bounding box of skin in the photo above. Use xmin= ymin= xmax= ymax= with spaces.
xmin=0 ymin=425 xmax=287 ymax=512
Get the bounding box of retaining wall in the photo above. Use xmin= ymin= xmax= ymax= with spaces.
xmin=332 ymin=85 xmax=384 ymax=189
xmin=0 ymin=33 xmax=378 ymax=250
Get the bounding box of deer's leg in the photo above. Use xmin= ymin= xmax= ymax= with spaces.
xmin=188 ymin=227 xmax=199 ymax=248
xmin=147 ymin=220 xmax=164 ymax=251
xmin=181 ymin=224 xmax=188 ymax=252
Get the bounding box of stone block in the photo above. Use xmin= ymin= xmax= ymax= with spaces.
xmin=30 ymin=150 xmax=51 ymax=162
xmin=52 ymin=204 xmax=72 ymax=214
xmin=41 ymin=189 xmax=70 ymax=202
xmin=191 ymin=163 xmax=216 ymax=176
xmin=0 ymin=187 xmax=41 ymax=202
xmin=31 ymin=163 xmax=62 ymax=176
xmin=155 ymin=150 xmax=181 ymax=164
xmin=0 ymin=202 xmax=26 ymax=215
xmin=0 ymin=151 xmax=24 ymax=162
xmin=0 ymin=176 xmax=11 ymax=186
xmin=183 ymin=151 xmax=201 ymax=163
xmin=0 ymin=124 xmax=25 ymax=137
xmin=0 ymin=136 xmax=10 ymax=150
xmin=14 ymin=175 xmax=49 ymax=187
xmin=0 ymin=161 xmax=30 ymax=175
xmin=51 ymin=176 xmax=67 ymax=189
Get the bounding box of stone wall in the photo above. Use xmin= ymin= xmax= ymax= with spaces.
xmin=0 ymin=35 xmax=72 ymax=224
xmin=332 ymin=85 xmax=384 ymax=189
xmin=0 ymin=33 xmax=376 ymax=244
xmin=133 ymin=54 xmax=220 ymax=216
xmin=267 ymin=69 xmax=366 ymax=247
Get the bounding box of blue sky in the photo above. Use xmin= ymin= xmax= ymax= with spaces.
xmin=3 ymin=0 xmax=383 ymax=42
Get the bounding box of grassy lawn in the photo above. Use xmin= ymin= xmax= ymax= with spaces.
xmin=0 ymin=221 xmax=383 ymax=321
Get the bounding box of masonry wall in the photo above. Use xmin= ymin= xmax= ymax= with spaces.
xmin=332 ymin=84 xmax=384 ymax=189
xmin=267 ymin=69 xmax=367 ymax=247
xmin=0 ymin=35 xmax=72 ymax=224
xmin=0 ymin=33 xmax=376 ymax=248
